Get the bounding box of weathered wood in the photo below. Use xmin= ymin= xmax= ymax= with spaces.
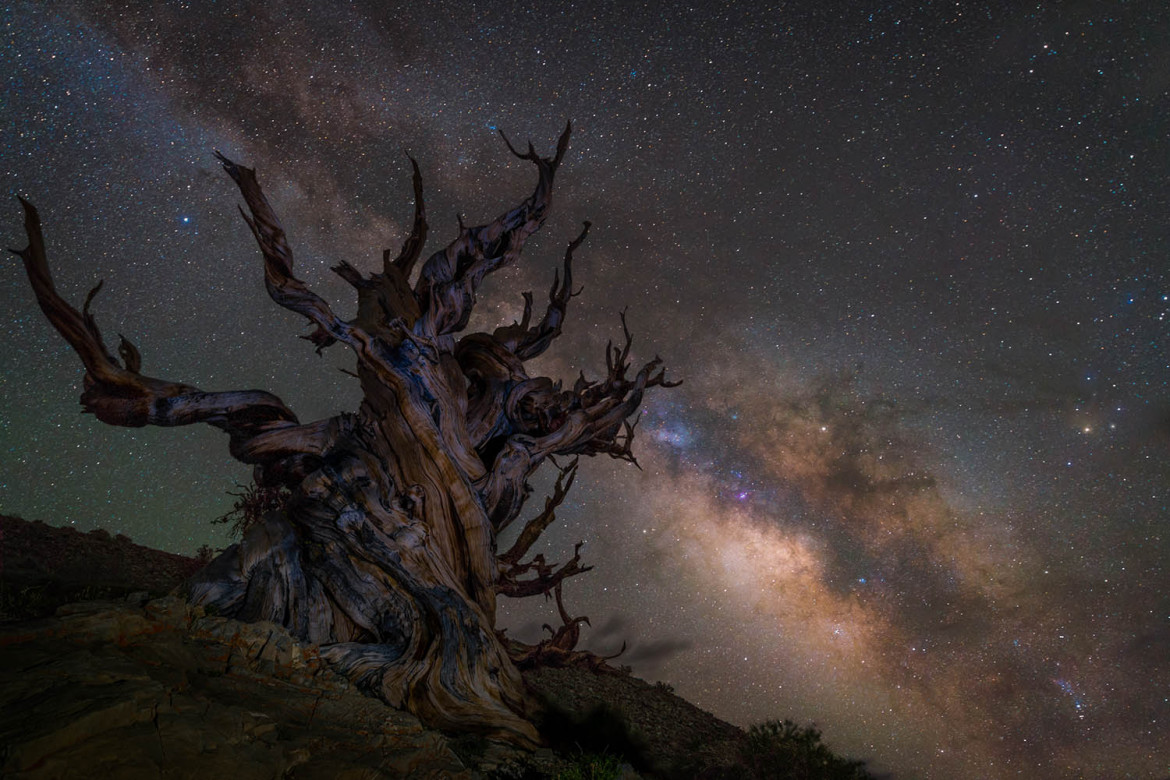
xmin=10 ymin=127 xmax=674 ymax=746
xmin=499 ymin=582 xmax=628 ymax=672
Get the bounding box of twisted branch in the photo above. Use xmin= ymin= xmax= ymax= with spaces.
xmin=499 ymin=458 xmax=578 ymax=558
xmin=415 ymin=123 xmax=573 ymax=337
xmin=493 ymin=221 xmax=589 ymax=360
xmin=216 ymin=152 xmax=353 ymax=353
xmin=497 ymin=541 xmax=592 ymax=599
xmin=9 ymin=199 xmax=304 ymax=457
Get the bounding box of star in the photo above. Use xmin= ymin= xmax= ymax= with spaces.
xmin=3 ymin=2 xmax=1166 ymax=777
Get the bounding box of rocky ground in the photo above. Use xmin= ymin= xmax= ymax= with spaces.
xmin=0 ymin=515 xmax=205 ymax=621
xmin=0 ymin=515 xmax=749 ymax=779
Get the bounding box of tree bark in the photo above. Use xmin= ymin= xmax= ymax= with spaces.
xmin=10 ymin=126 xmax=675 ymax=745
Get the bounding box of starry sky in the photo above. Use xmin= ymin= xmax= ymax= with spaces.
xmin=2 ymin=1 xmax=1168 ymax=777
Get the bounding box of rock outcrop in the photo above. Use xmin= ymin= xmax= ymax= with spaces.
xmin=0 ymin=595 xmax=473 ymax=779
xmin=0 ymin=515 xmax=755 ymax=779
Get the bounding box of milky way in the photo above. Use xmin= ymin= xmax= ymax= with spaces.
xmin=2 ymin=3 xmax=1167 ymax=777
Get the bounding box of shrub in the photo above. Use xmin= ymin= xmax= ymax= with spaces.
xmin=537 ymin=701 xmax=651 ymax=775
xmin=212 ymin=482 xmax=290 ymax=539
xmin=738 ymin=719 xmax=872 ymax=780
xmin=555 ymin=751 xmax=626 ymax=780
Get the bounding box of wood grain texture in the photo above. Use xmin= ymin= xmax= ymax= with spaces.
xmin=11 ymin=127 xmax=675 ymax=745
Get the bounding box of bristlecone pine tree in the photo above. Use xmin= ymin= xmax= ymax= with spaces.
xmin=10 ymin=126 xmax=677 ymax=746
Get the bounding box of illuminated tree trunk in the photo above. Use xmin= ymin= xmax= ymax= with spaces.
xmin=11 ymin=126 xmax=674 ymax=746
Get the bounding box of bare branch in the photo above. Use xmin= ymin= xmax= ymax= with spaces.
xmin=13 ymin=128 xmax=668 ymax=748
xmin=12 ymin=201 xmax=119 ymax=382
xmin=387 ymin=156 xmax=428 ymax=280
xmin=216 ymin=152 xmax=352 ymax=353
xmin=332 ymin=259 xmax=372 ymax=289
xmin=499 ymin=121 xmax=571 ymax=173
xmin=454 ymin=217 xmax=588 ymax=450
xmin=9 ymin=197 xmax=301 ymax=453
xmin=541 ymin=582 xmax=589 ymax=650
xmin=478 ymin=312 xmax=678 ymax=526
xmin=117 ymin=334 xmax=142 ymax=374
xmin=499 ymin=458 xmax=578 ymax=555
xmin=496 ymin=581 xmax=630 ymax=672
xmin=531 ymin=315 xmax=678 ymax=461
xmin=592 ymin=416 xmax=644 ymax=468
xmin=414 ymin=122 xmax=573 ymax=337
xmin=494 ymin=221 xmax=589 ymax=361
xmin=496 ymin=540 xmax=593 ymax=600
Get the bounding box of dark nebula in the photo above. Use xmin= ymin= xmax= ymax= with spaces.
xmin=2 ymin=2 xmax=1167 ymax=777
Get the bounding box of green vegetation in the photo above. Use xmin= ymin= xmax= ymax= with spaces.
xmin=734 ymin=719 xmax=873 ymax=780
xmin=554 ymin=751 xmax=627 ymax=780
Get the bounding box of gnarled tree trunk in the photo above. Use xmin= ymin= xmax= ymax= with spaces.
xmin=10 ymin=126 xmax=674 ymax=745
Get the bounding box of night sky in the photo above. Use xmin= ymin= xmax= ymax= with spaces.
xmin=2 ymin=2 xmax=1168 ymax=777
